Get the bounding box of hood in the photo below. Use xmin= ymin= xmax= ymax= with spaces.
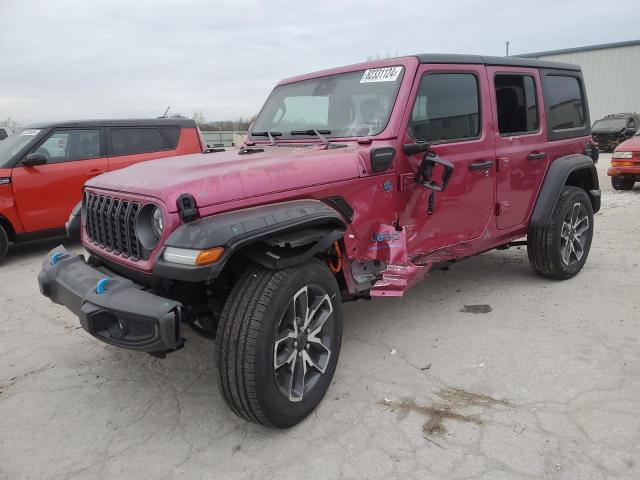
xmin=87 ymin=145 xmax=366 ymax=211
xmin=615 ymin=136 xmax=640 ymax=152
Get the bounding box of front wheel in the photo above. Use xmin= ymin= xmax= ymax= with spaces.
xmin=216 ymin=260 xmax=342 ymax=428
xmin=611 ymin=176 xmax=635 ymax=191
xmin=527 ymin=186 xmax=594 ymax=279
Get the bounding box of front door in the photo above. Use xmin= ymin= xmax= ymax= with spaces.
xmin=12 ymin=128 xmax=107 ymax=232
xmin=487 ymin=67 xmax=548 ymax=229
xmin=398 ymin=64 xmax=496 ymax=257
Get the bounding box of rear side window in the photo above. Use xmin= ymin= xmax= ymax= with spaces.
xmin=110 ymin=128 xmax=167 ymax=156
xmin=35 ymin=129 xmax=101 ymax=163
xmin=494 ymin=74 xmax=539 ymax=135
xmin=160 ymin=125 xmax=181 ymax=149
xmin=545 ymin=75 xmax=586 ymax=131
xmin=410 ymin=73 xmax=480 ymax=142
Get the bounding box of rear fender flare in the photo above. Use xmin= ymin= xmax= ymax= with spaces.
xmin=530 ymin=154 xmax=600 ymax=228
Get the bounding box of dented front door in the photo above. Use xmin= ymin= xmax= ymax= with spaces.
xmin=397 ymin=64 xmax=496 ymax=258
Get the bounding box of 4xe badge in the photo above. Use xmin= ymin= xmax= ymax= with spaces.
xmin=370 ymin=231 xmax=401 ymax=242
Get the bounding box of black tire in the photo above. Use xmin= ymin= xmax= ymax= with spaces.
xmin=0 ymin=225 xmax=8 ymax=264
xmin=216 ymin=260 xmax=342 ymax=428
xmin=527 ymin=186 xmax=594 ymax=280
xmin=611 ymin=176 xmax=634 ymax=191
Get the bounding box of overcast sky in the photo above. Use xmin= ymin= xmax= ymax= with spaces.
xmin=1 ymin=0 xmax=638 ymax=124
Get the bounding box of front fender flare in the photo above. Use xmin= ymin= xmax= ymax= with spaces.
xmin=153 ymin=199 xmax=347 ymax=281
xmin=530 ymin=154 xmax=600 ymax=228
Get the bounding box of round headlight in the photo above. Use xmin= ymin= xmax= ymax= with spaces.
xmin=152 ymin=207 xmax=164 ymax=238
xmin=136 ymin=204 xmax=164 ymax=250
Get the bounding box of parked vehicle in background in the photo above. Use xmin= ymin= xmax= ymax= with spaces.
xmin=0 ymin=119 xmax=204 ymax=262
xmin=591 ymin=113 xmax=639 ymax=152
xmin=39 ymin=54 xmax=599 ymax=428
xmin=608 ymin=129 xmax=640 ymax=190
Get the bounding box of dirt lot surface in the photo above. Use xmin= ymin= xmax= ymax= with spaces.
xmin=1 ymin=154 xmax=639 ymax=480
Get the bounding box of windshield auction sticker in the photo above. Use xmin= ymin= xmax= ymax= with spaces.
xmin=360 ymin=66 xmax=403 ymax=83
xmin=20 ymin=129 xmax=41 ymax=136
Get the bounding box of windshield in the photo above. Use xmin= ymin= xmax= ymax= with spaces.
xmin=0 ymin=129 xmax=41 ymax=168
xmin=592 ymin=119 xmax=626 ymax=130
xmin=251 ymin=66 xmax=405 ymax=140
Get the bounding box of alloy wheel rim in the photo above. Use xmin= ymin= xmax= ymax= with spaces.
xmin=560 ymin=202 xmax=590 ymax=266
xmin=273 ymin=285 xmax=333 ymax=402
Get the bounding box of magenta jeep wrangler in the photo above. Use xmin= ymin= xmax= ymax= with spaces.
xmin=39 ymin=54 xmax=600 ymax=428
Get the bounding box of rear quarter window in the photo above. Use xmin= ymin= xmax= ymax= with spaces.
xmin=109 ymin=127 xmax=168 ymax=156
xmin=541 ymin=70 xmax=589 ymax=140
xmin=160 ymin=125 xmax=181 ymax=149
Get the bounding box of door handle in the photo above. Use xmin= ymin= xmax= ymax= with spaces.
xmin=86 ymin=169 xmax=105 ymax=177
xmin=468 ymin=160 xmax=494 ymax=171
xmin=527 ymin=152 xmax=547 ymax=161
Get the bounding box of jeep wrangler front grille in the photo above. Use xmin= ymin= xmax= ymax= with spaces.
xmin=85 ymin=193 xmax=144 ymax=260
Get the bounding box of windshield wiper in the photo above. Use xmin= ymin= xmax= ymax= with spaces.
xmin=251 ymin=130 xmax=282 ymax=145
xmin=290 ymin=129 xmax=331 ymax=146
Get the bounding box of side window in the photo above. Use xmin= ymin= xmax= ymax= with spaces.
xmin=159 ymin=126 xmax=181 ymax=149
xmin=545 ymin=75 xmax=585 ymax=131
xmin=495 ymin=74 xmax=539 ymax=135
xmin=110 ymin=128 xmax=167 ymax=156
xmin=35 ymin=129 xmax=100 ymax=163
xmin=410 ymin=73 xmax=480 ymax=142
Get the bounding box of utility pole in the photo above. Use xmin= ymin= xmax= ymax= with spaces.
xmin=505 ymin=41 xmax=510 ymax=56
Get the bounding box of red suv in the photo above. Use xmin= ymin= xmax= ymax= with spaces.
xmin=608 ymin=129 xmax=640 ymax=190
xmin=0 ymin=119 xmax=204 ymax=261
xmin=39 ymin=55 xmax=599 ymax=428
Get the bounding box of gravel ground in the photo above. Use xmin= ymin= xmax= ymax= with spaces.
xmin=1 ymin=154 xmax=639 ymax=480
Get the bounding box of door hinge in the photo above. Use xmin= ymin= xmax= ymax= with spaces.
xmin=497 ymin=157 xmax=510 ymax=171
xmin=399 ymin=173 xmax=414 ymax=191
xmin=496 ymin=201 xmax=510 ymax=216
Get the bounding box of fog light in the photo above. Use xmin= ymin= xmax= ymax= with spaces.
xmin=105 ymin=314 xmax=126 ymax=339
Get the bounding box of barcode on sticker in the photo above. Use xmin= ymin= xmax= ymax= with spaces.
xmin=360 ymin=66 xmax=403 ymax=83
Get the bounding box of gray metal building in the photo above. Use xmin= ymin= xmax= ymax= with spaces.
xmin=517 ymin=39 xmax=640 ymax=123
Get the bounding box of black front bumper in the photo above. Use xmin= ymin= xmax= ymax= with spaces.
xmin=38 ymin=246 xmax=184 ymax=354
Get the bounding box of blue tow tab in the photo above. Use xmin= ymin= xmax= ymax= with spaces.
xmin=96 ymin=278 xmax=111 ymax=295
xmin=51 ymin=252 xmax=65 ymax=265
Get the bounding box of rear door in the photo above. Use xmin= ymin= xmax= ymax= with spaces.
xmin=487 ymin=67 xmax=548 ymax=229
xmin=12 ymin=128 xmax=107 ymax=232
xmin=106 ymin=126 xmax=179 ymax=171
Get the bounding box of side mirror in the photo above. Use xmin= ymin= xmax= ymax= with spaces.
xmin=403 ymin=142 xmax=431 ymax=156
xmin=0 ymin=129 xmax=7 ymax=141
xmin=23 ymin=153 xmax=48 ymax=167
xmin=416 ymin=152 xmax=455 ymax=192
xmin=624 ymin=127 xmax=637 ymax=137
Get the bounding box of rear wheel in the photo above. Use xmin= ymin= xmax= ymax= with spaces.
xmin=527 ymin=186 xmax=594 ymax=280
xmin=611 ymin=176 xmax=635 ymax=191
xmin=0 ymin=225 xmax=8 ymax=264
xmin=216 ymin=260 xmax=342 ymax=428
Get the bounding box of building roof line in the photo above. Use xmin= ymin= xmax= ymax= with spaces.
xmin=516 ymin=39 xmax=640 ymax=58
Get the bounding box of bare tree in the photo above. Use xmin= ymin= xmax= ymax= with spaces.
xmin=0 ymin=117 xmax=22 ymax=131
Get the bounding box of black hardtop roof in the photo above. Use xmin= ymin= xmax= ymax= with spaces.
xmin=24 ymin=118 xmax=197 ymax=129
xmin=599 ymin=112 xmax=639 ymax=119
xmin=415 ymin=53 xmax=580 ymax=71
